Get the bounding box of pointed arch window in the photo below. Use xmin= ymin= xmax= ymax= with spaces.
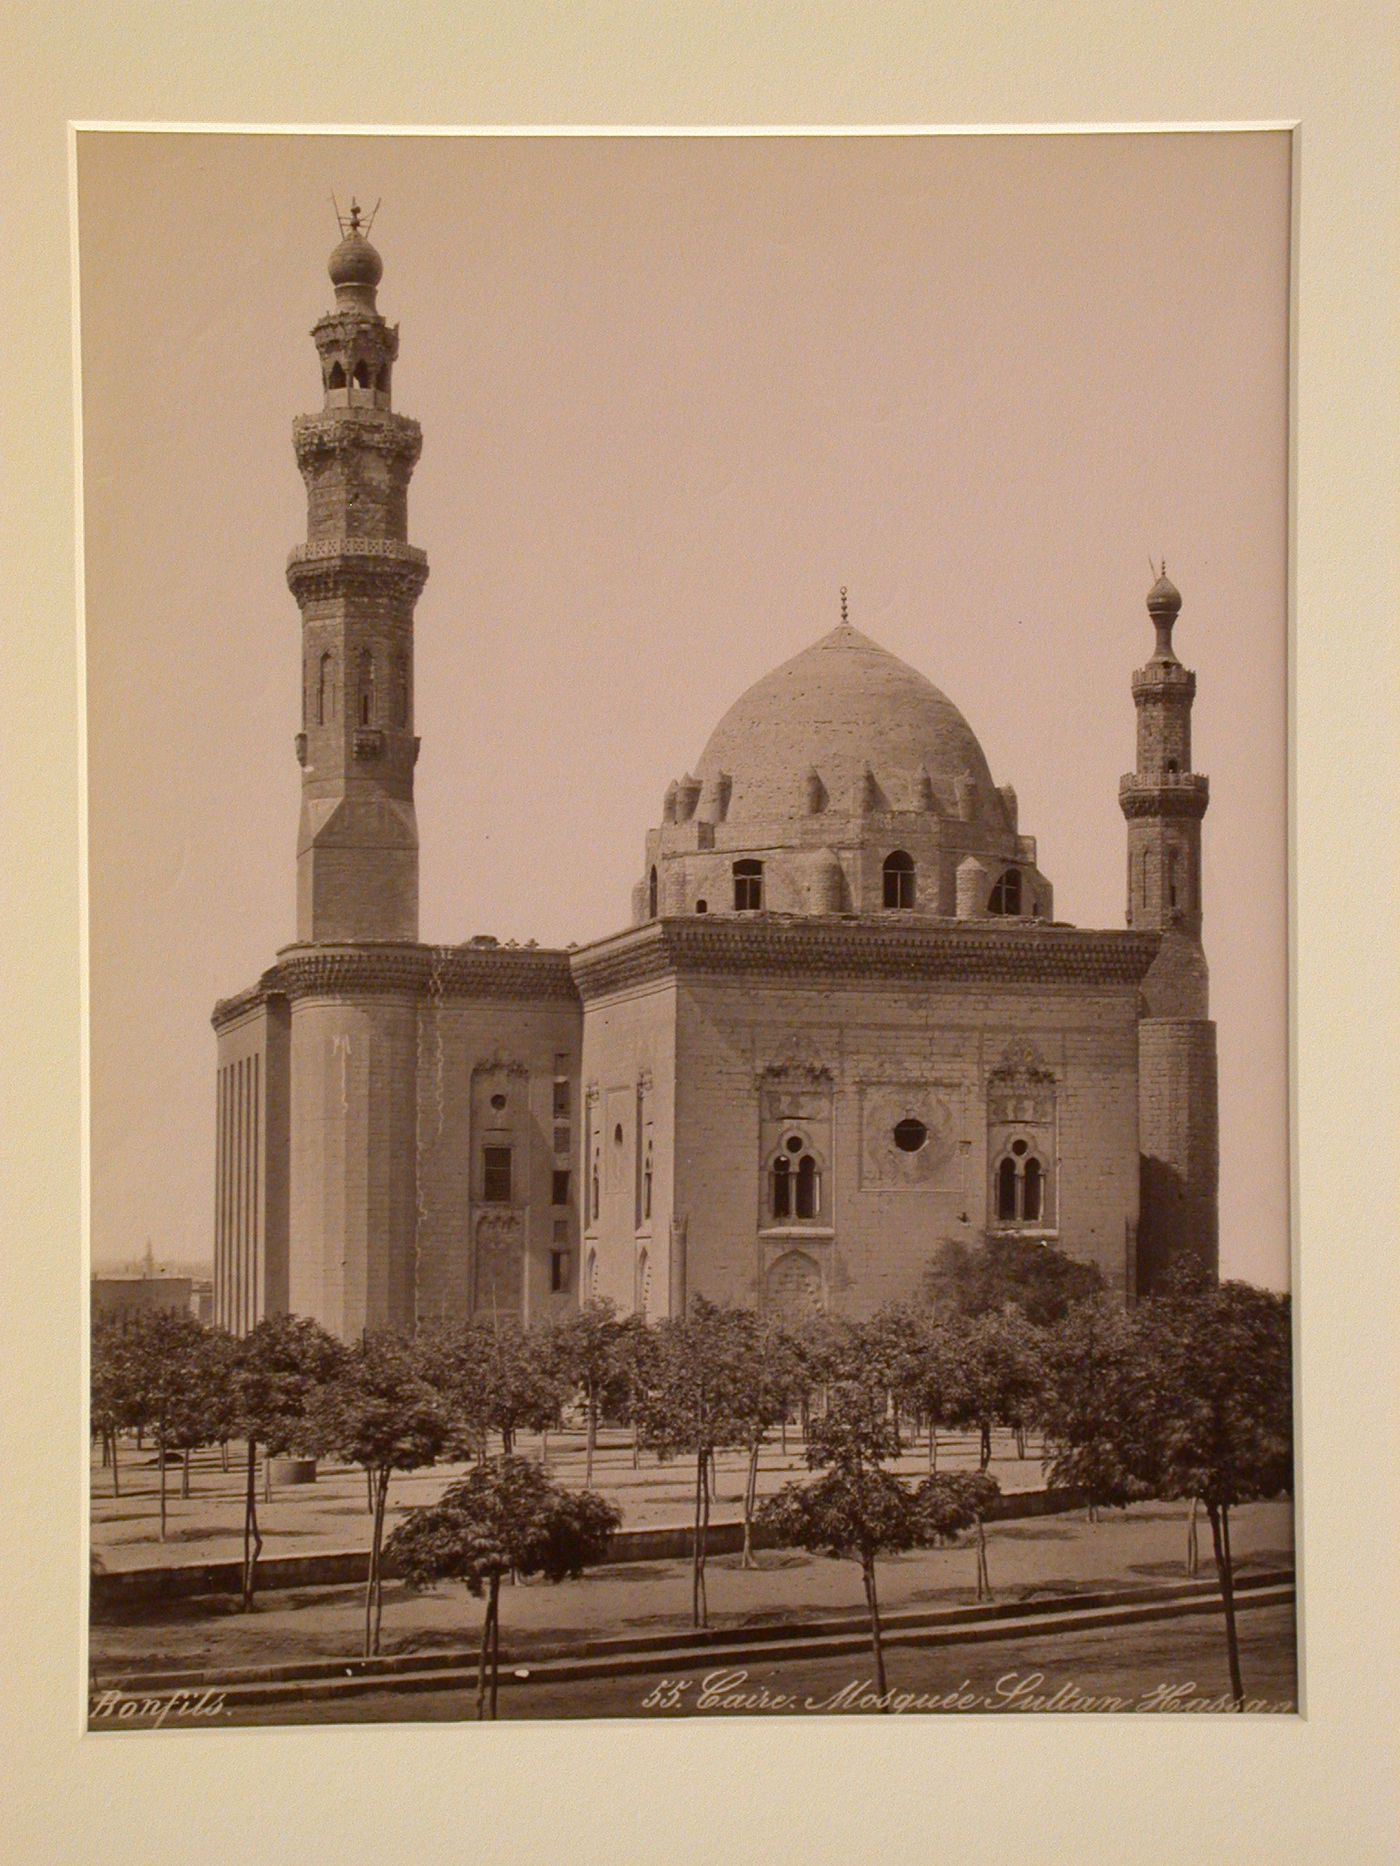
xmin=994 ymin=1138 xmax=1049 ymax=1227
xmin=648 ymin=866 xmax=658 ymax=918
xmin=988 ymin=867 xmax=1023 ymax=915
xmin=883 ymin=849 xmax=916 ymax=908
xmin=327 ymin=361 xmax=346 ymax=391
xmin=771 ymin=1136 xmax=821 ymax=1223
xmin=733 ymin=859 xmax=763 ymax=911
xmin=357 ymin=648 xmax=375 ymax=727
xmin=352 ymin=360 xmax=372 ymax=390
xmin=317 ymin=650 xmax=335 ymax=725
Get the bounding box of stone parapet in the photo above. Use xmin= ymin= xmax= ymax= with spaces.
xmin=213 ymin=942 xmax=580 ymax=1029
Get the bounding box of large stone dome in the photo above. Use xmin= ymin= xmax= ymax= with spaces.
xmin=694 ymin=620 xmax=996 ymax=822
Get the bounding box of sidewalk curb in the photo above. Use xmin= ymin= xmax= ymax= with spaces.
xmin=92 ymin=1567 xmax=1294 ymax=1710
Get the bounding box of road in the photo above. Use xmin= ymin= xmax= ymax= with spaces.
xmin=130 ymin=1603 xmax=1296 ymax=1726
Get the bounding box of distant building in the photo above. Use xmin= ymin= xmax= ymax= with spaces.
xmin=212 ymin=216 xmax=1217 ymax=1340
xmin=91 ymin=1276 xmax=194 ymax=1322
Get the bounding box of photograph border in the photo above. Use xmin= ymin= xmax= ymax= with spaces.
xmin=7 ymin=5 xmax=1397 ymax=1864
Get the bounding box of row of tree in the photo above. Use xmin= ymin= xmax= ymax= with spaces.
xmin=91 ymin=1244 xmax=1292 ymax=1711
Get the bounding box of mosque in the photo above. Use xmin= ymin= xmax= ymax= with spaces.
xmin=211 ymin=215 xmax=1218 ymax=1341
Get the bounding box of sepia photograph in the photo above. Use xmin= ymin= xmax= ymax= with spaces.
xmin=78 ymin=127 xmax=1295 ymax=1730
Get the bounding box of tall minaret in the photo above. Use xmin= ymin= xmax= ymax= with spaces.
xmin=1120 ymin=569 xmax=1208 ymax=937
xmin=287 ymin=204 xmax=427 ymax=943
xmin=1122 ymin=570 xmax=1219 ymax=1290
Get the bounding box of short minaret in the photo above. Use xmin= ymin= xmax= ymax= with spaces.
xmin=1119 ymin=569 xmax=1208 ymax=937
xmin=287 ymin=204 xmax=428 ymax=942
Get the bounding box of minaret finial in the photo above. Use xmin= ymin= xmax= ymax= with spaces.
xmin=840 ymin=585 xmax=848 ymax=625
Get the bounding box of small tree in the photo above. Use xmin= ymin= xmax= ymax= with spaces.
xmin=420 ymin=1320 xmax=565 ymax=1462
xmin=306 ymin=1332 xmax=448 ymax=1656
xmin=927 ymin=1234 xmax=1104 ymax=1327
xmin=945 ymin=1307 xmax=1042 ymax=1469
xmin=1135 ymin=1273 xmax=1293 ymax=1709
xmin=1038 ymin=1298 xmax=1156 ymax=1521
xmin=898 ymin=1313 xmax=958 ymax=1471
xmin=386 ymin=1456 xmax=620 ymax=1718
xmin=91 ymin=1317 xmax=134 ymax=1497
xmin=635 ymin=1299 xmax=751 ymax=1627
xmin=727 ymin=1314 xmax=804 ymax=1567
xmin=860 ymin=1304 xmax=929 ymax=1450
xmin=106 ymin=1308 xmax=208 ymax=1540
xmin=232 ymin=1314 xmax=344 ymax=1609
xmin=918 ymin=1469 xmax=1001 ymax=1600
xmin=756 ymin=1380 xmax=929 ymax=1704
xmin=550 ymin=1298 xmax=623 ymax=1487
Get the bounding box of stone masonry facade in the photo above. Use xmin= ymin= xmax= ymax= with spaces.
xmin=211 ymin=228 xmax=1219 ymax=1340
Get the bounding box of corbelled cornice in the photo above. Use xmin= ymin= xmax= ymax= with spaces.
xmin=211 ymin=941 xmax=579 ymax=1029
xmin=568 ymin=914 xmax=1164 ymax=1001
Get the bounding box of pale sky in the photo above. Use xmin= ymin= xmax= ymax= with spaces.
xmin=77 ymin=130 xmax=1291 ymax=1285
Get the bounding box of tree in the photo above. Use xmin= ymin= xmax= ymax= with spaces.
xmin=1135 ymin=1273 xmax=1293 ymax=1709
xmin=860 ymin=1304 xmax=929 ymax=1450
xmin=1038 ymin=1299 xmax=1156 ymax=1521
xmin=232 ymin=1315 xmax=344 ymax=1609
xmin=104 ymin=1308 xmax=208 ymax=1540
xmin=944 ymin=1307 xmax=1043 ymax=1469
xmin=927 ymin=1235 xmax=1104 ymax=1327
xmin=306 ymin=1332 xmax=448 ymax=1656
xmin=549 ymin=1298 xmax=624 ymax=1487
xmin=385 ymin=1456 xmax=620 ymax=1718
xmin=634 ymin=1298 xmax=751 ymax=1627
xmin=420 ymin=1320 xmax=565 ymax=1462
xmin=756 ymin=1380 xmax=928 ymax=1705
xmin=897 ymin=1313 xmax=959 ymax=1470
xmin=726 ymin=1314 xmax=804 ymax=1567
xmin=918 ymin=1469 xmax=1002 ymax=1600
xmin=91 ymin=1317 xmax=134 ymax=1497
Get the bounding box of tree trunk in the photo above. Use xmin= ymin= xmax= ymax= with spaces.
xmin=780 ymin=1412 xmax=788 ymax=1457
xmin=111 ymin=1432 xmax=120 ymax=1498
xmin=370 ymin=1469 xmax=390 ymax=1656
xmin=489 ymin=1572 xmax=502 ymax=1720
xmin=691 ymin=1447 xmax=708 ymax=1628
xmin=1015 ymin=1425 xmax=1027 ymax=1461
xmin=181 ymin=1447 xmax=191 ymax=1499
xmin=975 ymin=1514 xmax=991 ymax=1601
xmin=1187 ymin=1497 xmax=1200 ymax=1576
xmin=585 ymin=1384 xmax=596 ymax=1488
xmin=502 ymin=1424 xmax=514 ymax=1455
xmin=241 ymin=1437 xmax=262 ymax=1611
xmin=861 ymin=1555 xmax=889 ymax=1707
xmin=979 ymin=1420 xmax=992 ymax=1470
xmin=540 ymin=1429 xmax=549 ymax=1467
xmin=100 ymin=1432 xmax=109 ymax=1467
xmin=366 ymin=1466 xmax=375 ymax=1511
xmin=1206 ymin=1500 xmax=1245 ymax=1710
xmin=158 ymin=1424 xmax=168 ymax=1540
xmin=476 ymin=1584 xmax=494 ymax=1720
xmin=221 ymin=1439 xmax=230 ymax=1474
xmin=741 ymin=1440 xmax=760 ymax=1568
xmin=928 ymin=1419 xmax=936 ymax=1472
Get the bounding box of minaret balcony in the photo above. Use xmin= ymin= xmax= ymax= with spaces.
xmin=1118 ymin=772 xmax=1209 ymax=819
xmin=286 ymin=535 xmax=429 ymax=603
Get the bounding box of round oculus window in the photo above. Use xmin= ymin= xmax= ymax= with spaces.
xmin=785 ymin=1135 xmax=804 ymax=1154
xmin=489 ymin=1092 xmax=507 ymax=1112
xmin=893 ymin=1117 xmax=928 ymax=1153
xmin=1011 ymin=1138 xmax=1029 ymax=1156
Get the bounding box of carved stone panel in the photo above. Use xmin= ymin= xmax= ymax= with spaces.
xmin=765 ymin=1249 xmax=824 ymax=1321
xmin=859 ymin=1083 xmax=958 ymax=1188
xmin=474 ymin=1211 xmax=523 ymax=1320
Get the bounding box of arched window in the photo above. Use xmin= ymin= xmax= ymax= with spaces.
xmin=317 ymin=650 xmax=334 ymax=725
xmin=771 ymin=1138 xmax=820 ymax=1222
xmin=695 ymin=898 xmax=708 ymax=914
xmin=357 ymin=648 xmax=375 ymax=726
xmin=352 ymin=360 xmax=371 ymax=390
xmin=648 ymin=866 xmax=658 ymax=918
xmin=643 ymin=1139 xmax=653 ymax=1221
xmin=375 ymin=364 xmax=391 ymax=394
xmin=996 ymin=1156 xmax=1019 ymax=1221
xmin=988 ymin=867 xmax=1023 ymax=915
xmin=733 ymin=859 xmax=763 ymax=911
xmin=795 ymin=1154 xmax=819 ymax=1219
xmin=771 ymin=1155 xmax=791 ymax=1220
xmin=327 ymin=361 xmax=346 ymax=390
xmin=883 ymin=850 xmax=916 ymax=909
xmin=995 ymin=1139 xmax=1049 ymax=1227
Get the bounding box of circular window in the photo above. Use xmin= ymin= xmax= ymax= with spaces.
xmin=489 ymin=1092 xmax=507 ymax=1112
xmin=613 ymin=1123 xmax=624 ymax=1145
xmin=785 ymin=1135 xmax=804 ymax=1154
xmin=1011 ymin=1138 xmax=1029 ymax=1156
xmin=893 ymin=1118 xmax=928 ymax=1153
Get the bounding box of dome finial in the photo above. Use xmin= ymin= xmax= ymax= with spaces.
xmin=840 ymin=585 xmax=849 ymax=626
xmin=1145 ymin=559 xmax=1183 ymax=660
xmin=328 ymin=195 xmax=384 ymax=303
